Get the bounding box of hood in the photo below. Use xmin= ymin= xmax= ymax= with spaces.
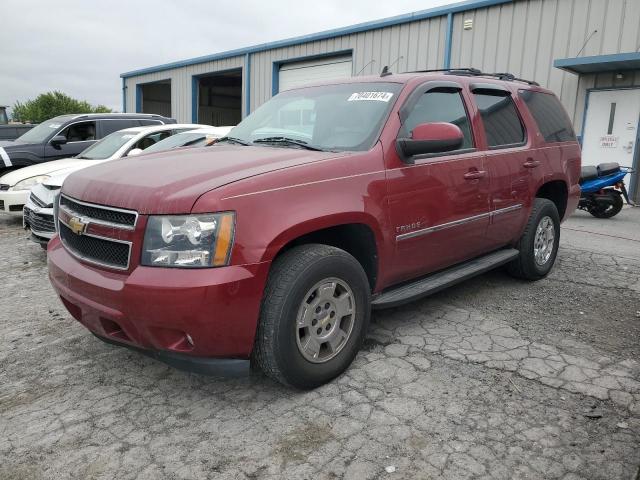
xmin=43 ymin=160 xmax=109 ymax=188
xmin=1 ymin=140 xmax=40 ymax=149
xmin=62 ymin=144 xmax=349 ymax=214
xmin=0 ymin=157 xmax=86 ymax=187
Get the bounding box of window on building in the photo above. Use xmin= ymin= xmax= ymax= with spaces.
xmin=520 ymin=90 xmax=576 ymax=143
xmin=402 ymin=90 xmax=474 ymax=149
xmin=473 ymin=92 xmax=525 ymax=148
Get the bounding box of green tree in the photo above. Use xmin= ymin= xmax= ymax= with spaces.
xmin=11 ymin=91 xmax=112 ymax=123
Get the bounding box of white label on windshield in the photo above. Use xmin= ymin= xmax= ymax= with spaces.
xmin=49 ymin=123 xmax=61 ymax=129
xmin=347 ymin=92 xmax=394 ymax=102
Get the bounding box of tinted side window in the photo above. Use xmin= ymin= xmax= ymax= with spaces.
xmin=403 ymin=90 xmax=474 ymax=149
xmin=520 ymin=90 xmax=576 ymax=143
xmin=59 ymin=121 xmax=96 ymax=142
xmin=473 ymin=93 xmax=525 ymax=148
xmin=99 ymin=120 xmax=140 ymax=137
xmin=138 ymin=119 xmax=163 ymax=126
xmin=134 ymin=131 xmax=172 ymax=150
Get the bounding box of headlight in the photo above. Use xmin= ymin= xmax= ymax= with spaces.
xmin=11 ymin=175 xmax=50 ymax=191
xmin=141 ymin=212 xmax=235 ymax=268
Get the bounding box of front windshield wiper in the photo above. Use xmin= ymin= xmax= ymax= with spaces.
xmin=253 ymin=136 xmax=326 ymax=151
xmin=216 ymin=136 xmax=252 ymax=146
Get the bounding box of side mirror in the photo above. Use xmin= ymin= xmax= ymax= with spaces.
xmin=50 ymin=135 xmax=68 ymax=147
xmin=397 ymin=122 xmax=464 ymax=160
xmin=128 ymin=148 xmax=143 ymax=157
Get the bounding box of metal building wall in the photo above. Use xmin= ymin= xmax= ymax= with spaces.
xmin=449 ymin=0 xmax=640 ymax=132
xmin=124 ymin=56 xmax=245 ymax=123
xmin=248 ymin=16 xmax=448 ymax=110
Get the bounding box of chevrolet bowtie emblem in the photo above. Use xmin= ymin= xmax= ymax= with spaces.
xmin=68 ymin=216 xmax=88 ymax=235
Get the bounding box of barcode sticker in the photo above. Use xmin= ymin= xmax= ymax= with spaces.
xmin=347 ymin=92 xmax=394 ymax=102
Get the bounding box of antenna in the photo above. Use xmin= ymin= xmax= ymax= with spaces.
xmin=576 ymin=30 xmax=598 ymax=57
xmin=388 ymin=55 xmax=404 ymax=71
xmin=356 ymin=59 xmax=376 ymax=76
xmin=380 ymin=56 xmax=404 ymax=77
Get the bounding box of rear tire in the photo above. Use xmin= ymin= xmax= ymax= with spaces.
xmin=508 ymin=198 xmax=560 ymax=281
xmin=588 ymin=191 xmax=623 ymax=218
xmin=253 ymin=244 xmax=371 ymax=389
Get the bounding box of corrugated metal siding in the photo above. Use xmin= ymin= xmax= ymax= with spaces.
xmin=450 ymin=0 xmax=640 ymax=130
xmin=248 ymin=15 xmax=447 ymax=109
xmin=124 ymin=56 xmax=245 ymax=122
xmin=123 ymin=0 xmax=640 ymax=134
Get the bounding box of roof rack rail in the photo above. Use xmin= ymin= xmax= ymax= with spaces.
xmin=486 ymin=72 xmax=540 ymax=86
xmin=396 ymin=67 xmax=539 ymax=86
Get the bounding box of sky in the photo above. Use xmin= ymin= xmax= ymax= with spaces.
xmin=0 ymin=0 xmax=452 ymax=114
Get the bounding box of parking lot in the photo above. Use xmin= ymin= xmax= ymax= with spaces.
xmin=1 ymin=209 xmax=639 ymax=480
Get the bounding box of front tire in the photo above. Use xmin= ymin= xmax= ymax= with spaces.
xmin=508 ymin=198 xmax=560 ymax=281
xmin=253 ymin=244 xmax=371 ymax=389
xmin=588 ymin=191 xmax=623 ymax=218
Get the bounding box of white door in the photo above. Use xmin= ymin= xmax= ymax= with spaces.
xmin=278 ymin=56 xmax=352 ymax=92
xmin=582 ymin=88 xmax=640 ymax=192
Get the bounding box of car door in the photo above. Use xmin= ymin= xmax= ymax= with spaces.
xmin=385 ymin=82 xmax=491 ymax=284
xmin=44 ymin=120 xmax=97 ymax=160
xmin=469 ymin=85 xmax=532 ymax=248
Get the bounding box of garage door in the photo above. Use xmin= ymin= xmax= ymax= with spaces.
xmin=278 ymin=55 xmax=353 ymax=92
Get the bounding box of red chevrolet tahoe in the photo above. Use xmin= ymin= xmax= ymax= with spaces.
xmin=48 ymin=70 xmax=581 ymax=388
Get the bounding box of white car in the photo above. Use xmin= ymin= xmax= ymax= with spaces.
xmin=15 ymin=123 xmax=210 ymax=244
xmin=1 ymin=123 xmax=204 ymax=218
xmin=141 ymin=126 xmax=233 ymax=154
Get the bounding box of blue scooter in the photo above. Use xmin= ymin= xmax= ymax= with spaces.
xmin=578 ymin=162 xmax=635 ymax=218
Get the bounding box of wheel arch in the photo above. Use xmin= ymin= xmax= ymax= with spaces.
xmin=535 ymin=179 xmax=568 ymax=220
xmin=263 ymin=213 xmax=382 ymax=291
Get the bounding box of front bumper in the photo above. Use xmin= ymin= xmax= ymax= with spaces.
xmin=0 ymin=189 xmax=29 ymax=216
xmin=23 ymin=197 xmax=56 ymax=241
xmin=48 ymin=236 xmax=271 ymax=375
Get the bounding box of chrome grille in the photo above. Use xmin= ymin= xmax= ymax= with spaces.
xmin=60 ymin=195 xmax=137 ymax=228
xmin=59 ymin=222 xmax=131 ymax=269
xmin=24 ymin=206 xmax=56 ymax=233
xmin=58 ymin=195 xmax=136 ymax=270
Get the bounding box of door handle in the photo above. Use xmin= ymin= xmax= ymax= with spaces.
xmin=523 ymin=159 xmax=541 ymax=168
xmin=463 ymin=170 xmax=487 ymax=180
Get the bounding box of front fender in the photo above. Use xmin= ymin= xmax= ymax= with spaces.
xmin=0 ymin=148 xmax=43 ymax=168
xmin=261 ymin=211 xmax=385 ymax=263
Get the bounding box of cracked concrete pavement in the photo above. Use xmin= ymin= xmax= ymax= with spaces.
xmin=1 ymin=208 xmax=639 ymax=479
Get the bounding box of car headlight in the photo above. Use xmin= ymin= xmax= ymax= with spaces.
xmin=11 ymin=175 xmax=50 ymax=191
xmin=141 ymin=212 xmax=235 ymax=268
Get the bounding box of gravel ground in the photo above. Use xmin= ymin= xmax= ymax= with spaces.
xmin=1 ymin=208 xmax=639 ymax=480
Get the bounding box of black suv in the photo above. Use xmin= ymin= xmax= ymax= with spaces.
xmin=0 ymin=113 xmax=176 ymax=172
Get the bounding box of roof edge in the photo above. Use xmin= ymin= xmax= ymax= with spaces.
xmin=554 ymin=52 xmax=640 ymax=74
xmin=121 ymin=0 xmax=512 ymax=79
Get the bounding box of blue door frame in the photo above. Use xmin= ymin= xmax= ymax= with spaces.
xmin=134 ymin=78 xmax=172 ymax=114
xmin=191 ymin=67 xmax=244 ymax=123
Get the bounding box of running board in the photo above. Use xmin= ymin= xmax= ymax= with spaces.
xmin=372 ymin=248 xmax=519 ymax=309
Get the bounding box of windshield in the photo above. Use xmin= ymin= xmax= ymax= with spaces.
xmin=228 ymin=82 xmax=402 ymax=152
xmin=142 ymin=131 xmax=207 ymax=154
xmin=14 ymin=117 xmax=69 ymax=144
xmin=76 ymin=131 xmax=136 ymax=160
